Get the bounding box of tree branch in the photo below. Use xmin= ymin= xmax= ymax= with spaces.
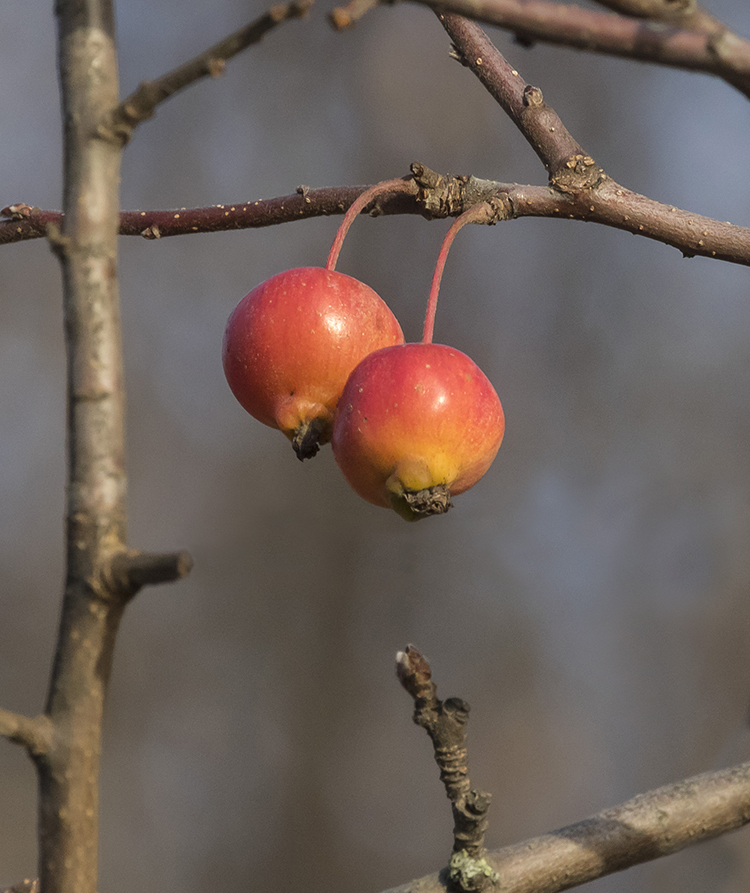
xmin=40 ymin=2 xmax=129 ymax=892
xmin=441 ymin=13 xmax=588 ymax=178
xmin=103 ymin=549 xmax=194 ymax=598
xmin=591 ymin=0 xmax=698 ymax=22
xmin=380 ymin=760 xmax=750 ymax=893
xmin=409 ymin=163 xmax=750 ymax=265
xmin=3 ymin=168 xmax=750 ymax=265
xmin=329 ymin=0 xmax=750 ymax=100
xmin=100 ymin=0 xmax=313 ymax=144
xmin=397 ymin=646 xmax=496 ymax=892
xmin=0 ymin=709 xmax=53 ymax=757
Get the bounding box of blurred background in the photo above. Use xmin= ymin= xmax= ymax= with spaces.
xmin=2 ymin=0 xmax=750 ymax=890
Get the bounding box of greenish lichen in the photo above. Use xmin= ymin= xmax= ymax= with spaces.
xmin=449 ymin=850 xmax=500 ymax=891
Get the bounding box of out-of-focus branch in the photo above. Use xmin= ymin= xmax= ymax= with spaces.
xmin=43 ymin=3 xmax=128 ymax=893
xmin=100 ymin=0 xmax=313 ymax=144
xmin=0 ymin=709 xmax=53 ymax=757
xmin=103 ymin=549 xmax=194 ymax=597
xmin=3 ymin=169 xmax=750 ymax=265
xmin=1 ymin=880 xmax=39 ymax=893
xmin=40 ymin=2 xmax=194 ymax=893
xmin=379 ymin=760 xmax=750 ymax=893
xmin=329 ymin=0 xmax=750 ymax=100
xmin=592 ymin=0 xmax=697 ymax=22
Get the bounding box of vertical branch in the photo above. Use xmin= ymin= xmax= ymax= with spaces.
xmin=41 ymin=2 xmax=126 ymax=893
xmin=397 ymin=647 xmax=496 ymax=892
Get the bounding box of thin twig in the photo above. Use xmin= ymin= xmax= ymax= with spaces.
xmin=101 ymin=0 xmax=313 ymax=144
xmin=103 ymin=549 xmax=194 ymax=597
xmin=440 ymin=13 xmax=588 ymax=179
xmin=0 ymin=709 xmax=53 ymax=757
xmin=379 ymin=760 xmax=750 ymax=893
xmin=591 ymin=0 xmax=698 ymax=21
xmin=329 ymin=0 xmax=750 ymax=100
xmin=397 ymin=646 xmax=495 ymax=891
xmin=1 ymin=880 xmax=39 ymax=893
xmin=3 ymin=171 xmax=750 ymax=264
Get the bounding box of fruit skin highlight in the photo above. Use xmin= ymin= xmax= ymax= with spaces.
xmin=222 ymin=266 xmax=404 ymax=459
xmin=332 ymin=342 xmax=505 ymax=520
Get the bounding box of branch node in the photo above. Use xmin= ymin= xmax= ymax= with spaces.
xmin=550 ymin=154 xmax=604 ymax=193
xmin=0 ymin=710 xmax=54 ymax=758
xmin=449 ymin=850 xmax=499 ymax=893
xmin=207 ymin=58 xmax=226 ymax=78
xmin=1 ymin=203 xmax=39 ymax=220
xmin=410 ymin=162 xmax=467 ymax=218
xmin=328 ymin=0 xmax=379 ymax=30
xmin=45 ymin=222 xmax=71 ymax=259
xmin=522 ymin=84 xmax=544 ymax=107
xmin=101 ymin=548 xmax=194 ymax=599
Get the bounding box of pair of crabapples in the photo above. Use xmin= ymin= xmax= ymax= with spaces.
xmin=222 ymin=265 xmax=504 ymax=521
xmin=222 ymin=181 xmax=504 ymax=520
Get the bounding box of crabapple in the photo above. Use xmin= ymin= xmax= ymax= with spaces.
xmin=332 ymin=342 xmax=504 ymax=520
xmin=222 ymin=266 xmax=404 ymax=459
xmin=331 ymin=201 xmax=504 ymax=519
xmin=222 ymin=179 xmax=412 ymax=459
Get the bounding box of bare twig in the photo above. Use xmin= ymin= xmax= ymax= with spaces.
xmin=441 ymin=13 xmax=588 ymax=179
xmin=0 ymin=709 xmax=53 ymax=757
xmin=408 ymin=163 xmax=750 ymax=265
xmin=3 ymin=170 xmax=750 ymax=264
xmin=329 ymin=0 xmax=750 ymax=100
xmin=592 ymin=0 xmax=750 ymax=99
xmin=36 ymin=3 xmax=193 ymax=893
xmin=1 ymin=880 xmax=39 ymax=893
xmin=397 ymin=646 xmax=495 ymax=891
xmin=591 ymin=0 xmax=698 ymax=21
xmin=380 ymin=760 xmax=750 ymax=893
xmin=103 ymin=549 xmax=194 ymax=597
xmin=329 ymin=0 xmax=379 ymax=29
xmin=427 ymin=16 xmax=750 ymax=262
xmin=101 ymin=0 xmax=313 ymax=144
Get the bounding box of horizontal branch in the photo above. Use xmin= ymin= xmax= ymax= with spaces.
xmin=380 ymin=760 xmax=750 ymax=893
xmin=591 ymin=0 xmax=698 ymax=21
xmin=100 ymin=0 xmax=313 ymax=144
xmin=2 ymin=169 xmax=750 ymax=264
xmin=330 ymin=0 xmax=750 ymax=100
xmin=1 ymin=880 xmax=39 ymax=893
xmin=0 ymin=708 xmax=53 ymax=757
xmin=443 ymin=0 xmax=750 ymax=99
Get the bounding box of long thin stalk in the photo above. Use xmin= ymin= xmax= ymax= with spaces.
xmin=326 ymin=178 xmax=415 ymax=271
xmin=422 ymin=202 xmax=495 ymax=344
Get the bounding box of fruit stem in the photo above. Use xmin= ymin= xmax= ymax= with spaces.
xmin=422 ymin=202 xmax=494 ymax=345
xmin=326 ymin=178 xmax=414 ymax=272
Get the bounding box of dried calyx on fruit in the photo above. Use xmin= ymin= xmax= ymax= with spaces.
xmin=332 ymin=203 xmax=505 ymax=520
xmin=222 ymin=179 xmax=410 ymax=459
